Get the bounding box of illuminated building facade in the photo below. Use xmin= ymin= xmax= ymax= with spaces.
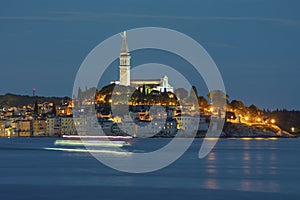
xmin=119 ymin=31 xmax=131 ymax=86
xmin=116 ymin=32 xmax=173 ymax=92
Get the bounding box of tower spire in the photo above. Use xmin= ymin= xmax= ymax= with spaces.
xmin=119 ymin=31 xmax=131 ymax=86
xmin=121 ymin=31 xmax=129 ymax=54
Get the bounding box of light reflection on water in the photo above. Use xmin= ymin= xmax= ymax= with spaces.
xmin=203 ymin=139 xmax=281 ymax=193
xmin=0 ymin=138 xmax=300 ymax=198
xmin=205 ymin=178 xmax=220 ymax=190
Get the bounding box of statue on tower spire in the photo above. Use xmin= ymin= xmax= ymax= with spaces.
xmin=121 ymin=31 xmax=129 ymax=54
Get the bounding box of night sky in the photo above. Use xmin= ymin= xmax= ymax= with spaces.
xmin=0 ymin=0 xmax=299 ymax=110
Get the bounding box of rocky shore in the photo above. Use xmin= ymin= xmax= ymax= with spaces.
xmin=222 ymin=122 xmax=296 ymax=138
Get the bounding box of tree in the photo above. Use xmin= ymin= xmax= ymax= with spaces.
xmin=231 ymin=100 xmax=245 ymax=109
xmin=52 ymin=102 xmax=57 ymax=116
xmin=248 ymin=104 xmax=262 ymax=117
xmin=174 ymin=88 xmax=188 ymax=100
xmin=226 ymin=111 xmax=236 ymax=121
xmin=78 ymin=87 xmax=82 ymax=99
xmin=191 ymin=86 xmax=198 ymax=98
xmin=207 ymin=90 xmax=228 ymax=101
xmin=198 ymin=96 xmax=208 ymax=108
xmin=207 ymin=90 xmax=228 ymax=108
xmin=186 ymin=86 xmax=198 ymax=105
xmin=33 ymin=102 xmax=39 ymax=116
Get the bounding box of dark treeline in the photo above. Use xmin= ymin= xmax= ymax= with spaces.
xmin=0 ymin=93 xmax=70 ymax=108
xmin=264 ymin=110 xmax=300 ymax=134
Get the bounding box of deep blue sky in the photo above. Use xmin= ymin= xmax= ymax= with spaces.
xmin=0 ymin=0 xmax=299 ymax=110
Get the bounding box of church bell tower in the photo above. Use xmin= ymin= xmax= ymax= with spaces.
xmin=119 ymin=31 xmax=131 ymax=86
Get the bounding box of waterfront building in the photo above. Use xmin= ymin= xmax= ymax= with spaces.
xmin=16 ymin=120 xmax=32 ymax=137
xmin=73 ymin=117 xmax=89 ymax=135
xmin=60 ymin=116 xmax=76 ymax=135
xmin=3 ymin=120 xmax=17 ymax=137
xmin=0 ymin=120 xmax=5 ymax=137
xmin=32 ymin=119 xmax=47 ymax=136
xmin=46 ymin=117 xmax=61 ymax=136
xmin=174 ymin=114 xmax=199 ymax=131
xmin=160 ymin=118 xmax=178 ymax=136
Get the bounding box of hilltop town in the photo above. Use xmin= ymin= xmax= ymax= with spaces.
xmin=0 ymin=32 xmax=298 ymax=138
xmin=0 ymin=87 xmax=297 ymax=138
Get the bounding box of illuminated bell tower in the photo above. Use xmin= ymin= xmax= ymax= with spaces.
xmin=119 ymin=31 xmax=131 ymax=86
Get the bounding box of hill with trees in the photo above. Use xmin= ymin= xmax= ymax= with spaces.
xmin=0 ymin=93 xmax=70 ymax=108
xmin=264 ymin=110 xmax=300 ymax=134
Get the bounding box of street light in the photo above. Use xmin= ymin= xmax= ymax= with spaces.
xmin=291 ymin=127 xmax=295 ymax=132
xmin=271 ymin=119 xmax=275 ymax=124
xmin=257 ymin=118 xmax=261 ymax=122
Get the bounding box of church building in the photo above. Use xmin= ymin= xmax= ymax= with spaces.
xmin=115 ymin=31 xmax=173 ymax=93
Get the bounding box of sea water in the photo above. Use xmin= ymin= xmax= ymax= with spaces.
xmin=0 ymin=138 xmax=300 ymax=200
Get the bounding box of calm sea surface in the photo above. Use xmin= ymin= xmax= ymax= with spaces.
xmin=0 ymin=138 xmax=300 ymax=200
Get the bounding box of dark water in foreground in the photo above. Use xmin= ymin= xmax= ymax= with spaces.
xmin=0 ymin=138 xmax=300 ymax=200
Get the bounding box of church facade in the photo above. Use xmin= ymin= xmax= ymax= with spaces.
xmin=115 ymin=31 xmax=174 ymax=93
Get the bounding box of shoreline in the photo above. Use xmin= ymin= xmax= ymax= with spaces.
xmin=0 ymin=135 xmax=297 ymax=139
